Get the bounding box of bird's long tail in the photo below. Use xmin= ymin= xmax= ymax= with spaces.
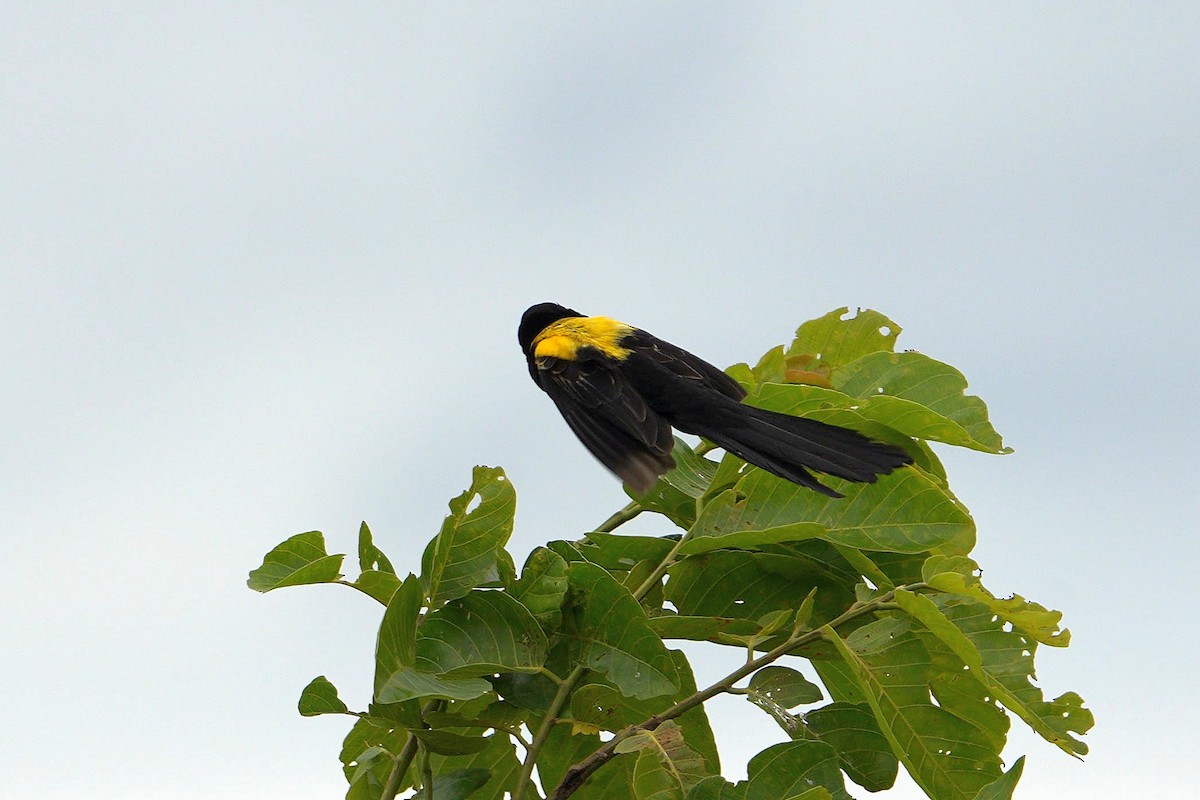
xmin=690 ymin=404 xmax=913 ymax=498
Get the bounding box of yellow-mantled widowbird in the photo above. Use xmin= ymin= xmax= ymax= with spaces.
xmin=518 ymin=302 xmax=912 ymax=497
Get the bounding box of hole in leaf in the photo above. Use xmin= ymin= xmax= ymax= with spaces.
xmin=879 ymin=326 xmax=892 ymax=336
xmin=465 ymin=493 xmax=482 ymax=514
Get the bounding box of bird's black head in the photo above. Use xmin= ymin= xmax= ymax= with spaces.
xmin=518 ymin=302 xmax=583 ymax=354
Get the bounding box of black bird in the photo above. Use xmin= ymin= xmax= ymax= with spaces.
xmin=517 ymin=303 xmax=912 ymax=497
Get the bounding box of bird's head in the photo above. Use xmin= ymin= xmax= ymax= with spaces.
xmin=518 ymin=302 xmax=583 ymax=354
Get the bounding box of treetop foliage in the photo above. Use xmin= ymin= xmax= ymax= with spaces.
xmin=249 ymin=307 xmax=1091 ymax=800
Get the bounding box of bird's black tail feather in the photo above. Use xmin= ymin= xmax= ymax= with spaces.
xmin=691 ymin=405 xmax=913 ymax=498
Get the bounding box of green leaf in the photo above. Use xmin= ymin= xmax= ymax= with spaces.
xmin=376 ymin=670 xmax=493 ymax=705
xmin=747 ymin=666 xmax=823 ymax=709
xmin=688 ymin=465 xmax=975 ymax=556
xmin=564 ymin=562 xmax=680 ymax=699
xmin=788 ymin=307 xmax=901 ymax=367
xmin=421 ymin=466 xmax=516 ymax=607
xmin=411 ymin=729 xmax=491 ymax=756
xmin=415 ymin=590 xmax=548 ymax=678
xmin=511 ymin=547 xmax=570 ymax=630
xmin=298 ymin=675 xmax=350 ymax=717
xmin=922 ymin=555 xmax=1070 ymax=646
xmin=576 ymin=534 xmax=677 ymax=570
xmin=833 ymin=351 xmax=1011 ymax=454
xmin=408 ymin=767 xmax=491 ymax=800
xmin=804 ymin=702 xmax=897 ymax=792
xmin=648 ymin=615 xmax=761 ymax=644
xmin=620 ymin=721 xmax=708 ymax=799
xmin=628 ymin=438 xmax=719 ymax=527
xmin=247 ymin=531 xmax=344 ymax=592
xmin=900 ymin=590 xmax=1091 ymax=756
xmin=340 ymin=718 xmax=411 ymax=797
xmin=687 ymin=776 xmax=746 ymax=800
xmin=633 ymin=748 xmax=687 ymax=800
xmin=824 ymin=622 xmax=1003 ymax=800
xmin=570 ymin=652 xmax=720 ymax=772
xmin=429 ymin=734 xmax=532 ymax=800
xmin=972 ymin=756 xmax=1024 ymax=800
xmin=357 ymin=521 xmax=394 ymax=574
xmin=536 ymin=725 xmax=636 ymax=800
xmin=743 ymin=740 xmax=850 ymax=800
xmin=354 ymin=570 xmax=402 ymax=605
xmin=374 ymin=574 xmax=422 ymax=693
xmin=666 ymin=550 xmax=855 ymax=630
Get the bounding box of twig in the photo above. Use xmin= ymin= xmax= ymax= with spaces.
xmin=594 ymin=501 xmax=643 ymax=533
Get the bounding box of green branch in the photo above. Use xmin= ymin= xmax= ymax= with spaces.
xmin=594 ymin=500 xmax=643 ymax=533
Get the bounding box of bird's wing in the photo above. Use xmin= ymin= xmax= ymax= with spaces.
xmin=536 ymin=354 xmax=675 ymax=492
xmin=624 ymin=330 xmax=747 ymax=401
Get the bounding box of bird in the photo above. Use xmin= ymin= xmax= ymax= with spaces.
xmin=517 ymin=302 xmax=912 ymax=497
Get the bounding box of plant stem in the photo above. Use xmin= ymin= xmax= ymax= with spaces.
xmin=379 ymin=700 xmax=440 ymax=800
xmin=423 ymin=745 xmax=435 ymax=800
xmin=380 ymin=734 xmax=419 ymax=800
xmin=594 ymin=501 xmax=643 ymax=533
xmin=512 ymin=664 xmax=587 ymax=800
xmin=546 ymin=586 xmax=908 ymax=800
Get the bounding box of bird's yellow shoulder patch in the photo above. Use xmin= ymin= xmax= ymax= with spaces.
xmin=532 ymin=316 xmax=634 ymax=362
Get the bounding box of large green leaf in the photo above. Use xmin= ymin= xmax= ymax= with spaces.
xmin=898 ymin=590 xmax=1091 ymax=757
xmin=788 ymin=307 xmax=901 ymax=368
xmin=421 ymin=466 xmax=516 ymax=607
xmin=247 ymin=531 xmax=344 ymax=592
xmin=825 ymin=622 xmax=1003 ymax=800
xmin=833 ymin=351 xmax=1010 ymax=454
xmin=747 ymin=666 xmax=823 ymax=709
xmin=743 ymin=740 xmax=850 ymax=800
xmin=564 ymin=562 xmax=680 ymax=700
xmin=415 ymin=590 xmax=547 ymax=678
xmin=804 ymin=702 xmax=897 ymax=792
xmin=374 ymin=574 xmax=422 ymax=693
xmin=666 ymin=550 xmax=855 ymax=629
xmin=922 ymin=555 xmax=1070 ymax=646
xmin=688 ymin=464 xmax=974 ymax=556
xmin=511 ymin=547 xmax=570 ymax=631
xmin=373 ymin=573 xmax=491 ymax=705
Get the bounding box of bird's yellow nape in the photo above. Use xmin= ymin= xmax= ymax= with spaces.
xmin=531 ymin=316 xmax=634 ymax=361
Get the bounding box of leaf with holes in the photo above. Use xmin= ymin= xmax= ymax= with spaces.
xmin=922 ymin=555 xmax=1070 ymax=646
xmin=833 ymin=351 xmax=1010 ymax=454
xmin=788 ymin=307 xmax=901 ymax=368
xmin=898 ymin=590 xmax=1091 ymax=756
xmin=825 ymin=621 xmax=1004 ymax=800
xmin=421 ymin=465 xmax=516 ymax=607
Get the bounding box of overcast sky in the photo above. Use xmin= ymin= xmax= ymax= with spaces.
xmin=2 ymin=4 xmax=1196 ymax=799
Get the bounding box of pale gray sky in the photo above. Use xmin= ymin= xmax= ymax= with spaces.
xmin=2 ymin=4 xmax=1196 ymax=798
